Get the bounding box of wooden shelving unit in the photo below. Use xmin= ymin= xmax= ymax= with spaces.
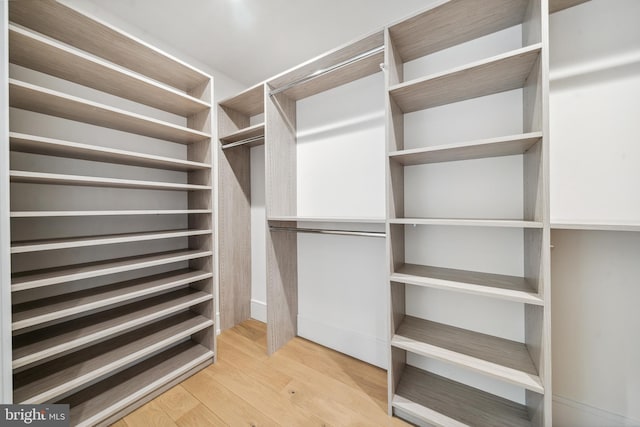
xmin=6 ymin=1 xmax=215 ymax=423
xmin=385 ymin=0 xmax=551 ymax=425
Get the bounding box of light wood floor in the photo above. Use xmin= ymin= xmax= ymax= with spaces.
xmin=111 ymin=319 xmax=411 ymax=426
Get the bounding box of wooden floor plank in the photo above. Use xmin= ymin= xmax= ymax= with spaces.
xmin=123 ymin=401 xmax=178 ymax=427
xmin=154 ymin=385 xmax=200 ymax=422
xmin=175 ymin=404 xmax=228 ymax=427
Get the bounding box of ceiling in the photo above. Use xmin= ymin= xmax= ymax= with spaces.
xmin=76 ymin=0 xmax=436 ymax=86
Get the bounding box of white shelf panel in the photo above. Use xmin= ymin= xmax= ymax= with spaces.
xmin=12 ymin=229 xmax=211 ymax=253
xmin=389 ymin=45 xmax=542 ymax=113
xmin=389 ymin=133 xmax=542 ymax=166
xmin=387 ymin=0 xmax=532 ymax=62
xmin=268 ymin=215 xmax=385 ymax=224
xmin=551 ymin=221 xmax=640 ymax=233
xmin=9 ymin=79 xmax=210 ymax=144
xmin=12 ymin=269 xmax=212 ymax=331
xmin=11 ymin=249 xmax=212 ymax=292
xmin=9 ymin=0 xmax=211 ymax=92
xmin=12 ymin=288 xmax=212 ymax=370
xmin=391 ymin=264 xmax=543 ymax=305
xmin=14 ymin=312 xmax=212 ymax=404
xmin=10 ymin=133 xmax=210 ymax=171
xmin=10 ymin=170 xmax=211 ymax=192
xmin=393 ymin=366 xmax=531 ymax=427
xmin=11 ymin=210 xmax=211 ymax=218
xmin=392 ymin=316 xmax=543 ymax=393
xmin=390 ymin=218 xmax=543 ymax=229
xmin=65 ymin=341 xmax=213 ymax=427
xmin=9 ymin=25 xmax=209 ymax=116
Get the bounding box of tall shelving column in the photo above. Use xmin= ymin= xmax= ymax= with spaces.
xmin=7 ymin=1 xmax=215 ymax=425
xmin=385 ymin=1 xmax=551 ymax=426
xmin=217 ymin=83 xmax=265 ymax=330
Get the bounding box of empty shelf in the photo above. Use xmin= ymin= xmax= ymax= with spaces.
xmin=9 ymin=79 xmax=210 ymax=144
xmin=14 ymin=312 xmax=212 ymax=404
xmin=64 ymin=341 xmax=213 ymax=427
xmin=388 ymin=0 xmax=532 ymax=62
xmin=12 ymin=269 xmax=212 ymax=331
xmin=219 ymin=84 xmax=265 ymax=116
xmin=10 ymin=133 xmax=210 ymax=171
xmin=268 ymin=215 xmax=385 ymax=224
xmin=9 ymin=25 xmax=209 ymax=116
xmin=550 ymin=0 xmax=591 ymax=13
xmin=389 ymin=133 xmax=542 ymax=166
xmin=390 ymin=218 xmax=543 ymax=228
xmin=393 ymin=366 xmax=531 ymax=427
xmin=220 ymin=122 xmax=265 ymax=146
xmin=11 ymin=210 xmax=211 ymax=217
xmin=391 ymin=264 xmax=542 ymax=305
xmin=10 ymin=170 xmax=211 ymax=191
xmin=392 ymin=316 xmax=543 ymax=393
xmin=9 ymin=0 xmax=210 ymax=92
xmin=389 ymin=45 xmax=542 ymax=113
xmin=12 ymin=229 xmax=211 ymax=253
xmin=551 ymin=220 xmax=640 ymax=232
xmin=11 ymin=249 xmax=212 ymax=292
xmin=12 ymin=288 xmax=212 ymax=370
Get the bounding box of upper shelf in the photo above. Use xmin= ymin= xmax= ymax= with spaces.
xmin=551 ymin=220 xmax=640 ymax=233
xmin=10 ymin=209 xmax=211 ymax=218
xmin=387 ymin=0 xmax=533 ymax=63
xmin=9 ymin=0 xmax=210 ymax=93
xmin=390 ymin=218 xmax=543 ymax=229
xmin=268 ymin=216 xmax=385 ymax=224
xmin=389 ymin=132 xmax=542 ymax=166
xmin=268 ymin=30 xmax=384 ymax=101
xmin=550 ymin=0 xmax=591 ymax=13
xmin=10 ymin=133 xmax=210 ymax=171
xmin=9 ymin=25 xmax=210 ymax=117
xmin=9 ymin=79 xmax=210 ymax=144
xmin=218 ymin=84 xmax=264 ymax=117
xmin=389 ymin=45 xmax=542 ymax=113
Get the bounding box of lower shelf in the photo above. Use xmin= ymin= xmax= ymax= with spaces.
xmin=61 ymin=340 xmax=213 ymax=427
xmin=393 ymin=366 xmax=531 ymax=427
xmin=13 ymin=312 xmax=213 ymax=404
xmin=12 ymin=288 xmax=212 ymax=370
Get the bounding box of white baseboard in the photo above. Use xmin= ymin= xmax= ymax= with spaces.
xmin=250 ymin=299 xmax=267 ymax=323
xmin=297 ymin=314 xmax=387 ymax=369
xmin=553 ymin=394 xmax=640 ymax=427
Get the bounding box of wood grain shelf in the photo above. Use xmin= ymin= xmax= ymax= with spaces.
xmin=11 ymin=209 xmax=211 ymax=218
xmin=10 ymin=170 xmax=211 ymax=192
xmin=10 ymin=133 xmax=210 ymax=171
xmin=387 ymin=0 xmax=532 ymax=63
xmin=12 ymin=269 xmax=212 ymax=331
xmin=268 ymin=30 xmax=384 ymax=101
xmin=391 ymin=264 xmax=543 ymax=305
xmin=393 ymin=366 xmax=531 ymax=427
xmin=64 ymin=341 xmax=213 ymax=427
xmin=9 ymin=0 xmax=211 ymax=93
xmin=392 ymin=316 xmax=543 ymax=393
xmin=389 ymin=218 xmax=543 ymax=228
xmin=11 ymin=249 xmax=212 ymax=292
xmin=218 ymin=84 xmax=264 ymax=116
xmin=9 ymin=25 xmax=209 ymax=116
xmin=389 ymin=45 xmax=542 ymax=113
xmin=551 ymin=221 xmax=640 ymax=233
xmin=14 ymin=312 xmax=212 ymax=404
xmin=220 ymin=122 xmax=265 ymax=146
xmin=268 ymin=215 xmax=386 ymax=224
xmin=12 ymin=288 xmax=212 ymax=370
xmin=550 ymin=0 xmax=591 ymax=14
xmin=11 ymin=229 xmax=212 ymax=254
xmin=389 ymin=133 xmax=542 ymax=166
xmin=9 ymin=79 xmax=210 ymax=144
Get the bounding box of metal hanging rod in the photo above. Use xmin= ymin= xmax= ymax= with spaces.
xmin=269 ymin=45 xmax=384 ymax=97
xmin=221 ymin=135 xmax=264 ymax=150
xmin=269 ymin=226 xmax=386 ymax=238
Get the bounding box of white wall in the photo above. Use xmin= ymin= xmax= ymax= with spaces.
xmin=549 ymin=1 xmax=640 ymax=425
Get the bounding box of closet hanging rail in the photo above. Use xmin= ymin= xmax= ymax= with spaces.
xmin=221 ymin=135 xmax=264 ymax=149
xmin=269 ymin=226 xmax=386 ymax=238
xmin=269 ymin=45 xmax=384 ymax=97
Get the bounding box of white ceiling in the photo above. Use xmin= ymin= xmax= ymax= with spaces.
xmin=78 ymin=0 xmax=435 ymax=86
